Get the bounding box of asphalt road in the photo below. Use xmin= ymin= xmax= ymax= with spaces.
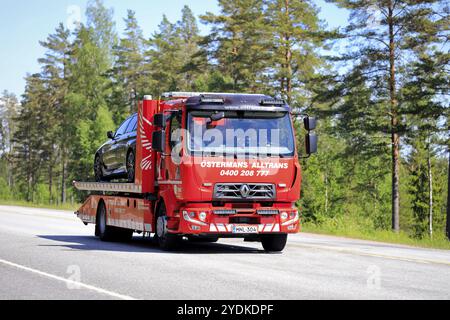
xmin=0 ymin=205 xmax=449 ymax=300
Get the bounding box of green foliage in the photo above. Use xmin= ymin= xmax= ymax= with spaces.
xmin=0 ymin=176 xmax=12 ymax=200
xmin=1 ymin=0 xmax=448 ymax=245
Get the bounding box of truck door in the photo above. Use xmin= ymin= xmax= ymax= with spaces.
xmin=166 ymin=112 xmax=182 ymax=181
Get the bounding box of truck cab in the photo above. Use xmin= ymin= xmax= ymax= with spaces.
xmin=150 ymin=93 xmax=317 ymax=251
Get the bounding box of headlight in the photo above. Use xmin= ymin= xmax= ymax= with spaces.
xmin=199 ymin=212 xmax=207 ymax=221
xmin=281 ymin=212 xmax=289 ymax=221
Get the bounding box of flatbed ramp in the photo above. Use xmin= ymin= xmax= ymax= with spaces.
xmin=73 ymin=181 xmax=143 ymax=194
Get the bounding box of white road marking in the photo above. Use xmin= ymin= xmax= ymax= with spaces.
xmin=0 ymin=258 xmax=137 ymax=300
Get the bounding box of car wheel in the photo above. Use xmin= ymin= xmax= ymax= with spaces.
xmin=94 ymin=155 xmax=104 ymax=182
xmin=126 ymin=150 xmax=135 ymax=183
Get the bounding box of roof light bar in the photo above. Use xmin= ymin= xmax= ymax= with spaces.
xmin=260 ymin=99 xmax=286 ymax=106
xmin=200 ymin=97 xmax=225 ymax=104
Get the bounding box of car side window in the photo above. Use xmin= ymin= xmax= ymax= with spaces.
xmin=116 ymin=118 xmax=132 ymax=137
xmin=132 ymin=115 xmax=138 ymax=131
xmin=126 ymin=115 xmax=138 ymax=133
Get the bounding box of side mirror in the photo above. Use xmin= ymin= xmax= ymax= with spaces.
xmin=304 ymin=117 xmax=317 ymax=131
xmin=210 ymin=112 xmax=226 ymax=122
xmin=107 ymin=131 xmax=115 ymax=140
xmin=306 ymin=133 xmax=318 ymax=155
xmin=152 ymin=130 xmax=166 ymax=153
xmin=154 ymin=114 xmax=166 ymax=128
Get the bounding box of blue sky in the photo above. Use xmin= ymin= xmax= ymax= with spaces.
xmin=0 ymin=0 xmax=348 ymax=97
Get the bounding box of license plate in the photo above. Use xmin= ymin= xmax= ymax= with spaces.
xmin=232 ymin=225 xmax=258 ymax=234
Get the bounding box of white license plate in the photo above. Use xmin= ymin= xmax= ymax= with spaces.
xmin=232 ymin=225 xmax=259 ymax=234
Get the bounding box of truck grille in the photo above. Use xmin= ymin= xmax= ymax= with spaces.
xmin=214 ymin=183 xmax=276 ymax=201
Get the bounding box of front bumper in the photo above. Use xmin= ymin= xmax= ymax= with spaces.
xmin=175 ymin=206 xmax=300 ymax=236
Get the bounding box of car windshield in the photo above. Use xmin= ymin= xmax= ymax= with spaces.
xmin=187 ymin=111 xmax=295 ymax=157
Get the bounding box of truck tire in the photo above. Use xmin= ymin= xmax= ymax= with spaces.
xmin=96 ymin=201 xmax=134 ymax=242
xmin=155 ymin=203 xmax=179 ymax=251
xmin=261 ymin=234 xmax=288 ymax=252
xmin=97 ymin=201 xmax=116 ymax=241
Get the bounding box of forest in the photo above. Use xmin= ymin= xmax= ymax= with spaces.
xmin=0 ymin=0 xmax=449 ymax=243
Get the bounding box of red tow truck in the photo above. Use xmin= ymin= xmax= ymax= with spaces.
xmin=74 ymin=92 xmax=317 ymax=252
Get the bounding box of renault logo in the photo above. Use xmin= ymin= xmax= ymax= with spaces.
xmin=240 ymin=184 xmax=250 ymax=198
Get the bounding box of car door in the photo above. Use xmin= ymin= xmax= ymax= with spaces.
xmin=104 ymin=118 xmax=132 ymax=170
xmin=116 ymin=115 xmax=137 ymax=170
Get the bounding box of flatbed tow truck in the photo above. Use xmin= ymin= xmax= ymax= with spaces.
xmin=74 ymin=92 xmax=317 ymax=252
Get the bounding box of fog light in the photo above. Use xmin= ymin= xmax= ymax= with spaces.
xmin=191 ymin=225 xmax=201 ymax=231
xmin=281 ymin=212 xmax=289 ymax=221
xmin=199 ymin=212 xmax=207 ymax=221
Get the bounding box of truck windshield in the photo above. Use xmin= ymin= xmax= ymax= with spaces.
xmin=187 ymin=111 xmax=295 ymax=157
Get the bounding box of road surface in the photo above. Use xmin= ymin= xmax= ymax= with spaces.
xmin=0 ymin=205 xmax=449 ymax=300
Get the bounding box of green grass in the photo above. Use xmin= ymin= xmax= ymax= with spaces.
xmin=0 ymin=199 xmax=80 ymax=211
xmin=302 ymin=220 xmax=450 ymax=250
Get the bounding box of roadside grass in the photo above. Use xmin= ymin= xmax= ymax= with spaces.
xmin=0 ymin=199 xmax=80 ymax=212
xmin=302 ymin=220 xmax=450 ymax=250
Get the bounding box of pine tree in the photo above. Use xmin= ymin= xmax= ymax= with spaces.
xmin=67 ymin=22 xmax=115 ymax=183
xmin=13 ymin=75 xmax=47 ymax=201
xmin=86 ymin=0 xmax=117 ymax=66
xmin=176 ymin=5 xmax=205 ymax=91
xmin=201 ymin=0 xmax=272 ymax=92
xmin=146 ymin=15 xmax=182 ymax=96
xmin=38 ymin=23 xmax=71 ymax=204
xmin=0 ymin=91 xmax=20 ymax=189
xmin=112 ymin=10 xmax=148 ymax=115
xmin=326 ymin=0 xmax=446 ymax=232
xmin=266 ymin=0 xmax=325 ymax=106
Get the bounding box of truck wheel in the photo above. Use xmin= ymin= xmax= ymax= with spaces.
xmin=97 ymin=202 xmax=115 ymax=241
xmin=155 ymin=203 xmax=179 ymax=251
xmin=126 ymin=150 xmax=135 ymax=183
xmin=97 ymin=202 xmax=134 ymax=242
xmin=261 ymin=234 xmax=288 ymax=252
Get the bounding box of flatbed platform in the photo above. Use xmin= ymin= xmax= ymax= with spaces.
xmin=73 ymin=181 xmax=143 ymax=194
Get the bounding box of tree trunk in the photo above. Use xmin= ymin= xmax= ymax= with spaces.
xmin=61 ymin=151 xmax=66 ymax=204
xmin=389 ymin=2 xmax=400 ymax=232
xmin=428 ymin=148 xmax=433 ymax=238
xmin=446 ymin=147 xmax=450 ymax=241
xmin=49 ymin=165 xmax=53 ymax=205
xmin=284 ymin=0 xmax=293 ymax=105
xmin=325 ymin=171 xmax=329 ymax=215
